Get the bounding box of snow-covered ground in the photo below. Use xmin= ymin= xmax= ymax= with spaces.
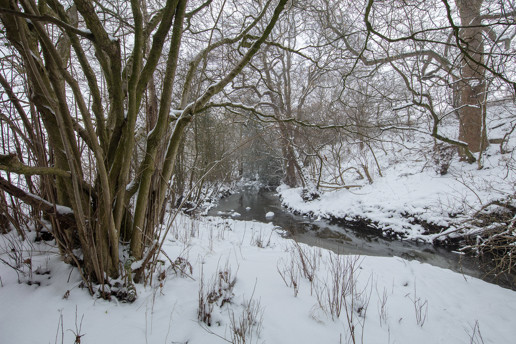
xmin=279 ymin=104 xmax=516 ymax=245
xmin=280 ymin=145 xmax=515 ymax=244
xmin=1 ymin=214 xmax=515 ymax=343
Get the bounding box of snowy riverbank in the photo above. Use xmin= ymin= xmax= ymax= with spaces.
xmin=278 ymin=143 xmax=516 ymax=247
xmin=1 ymin=214 xmax=515 ymax=343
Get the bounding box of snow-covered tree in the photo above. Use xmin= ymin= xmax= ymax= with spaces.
xmin=0 ymin=0 xmax=288 ymax=293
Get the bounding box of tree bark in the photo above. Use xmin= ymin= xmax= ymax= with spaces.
xmin=456 ymin=0 xmax=488 ymax=154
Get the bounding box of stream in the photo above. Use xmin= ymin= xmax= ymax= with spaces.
xmin=208 ymin=187 xmax=494 ymax=283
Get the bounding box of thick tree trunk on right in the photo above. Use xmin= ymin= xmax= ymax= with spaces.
xmin=456 ymin=0 xmax=488 ymax=155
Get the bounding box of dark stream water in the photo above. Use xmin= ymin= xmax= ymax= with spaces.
xmin=208 ymin=187 xmax=495 ymax=283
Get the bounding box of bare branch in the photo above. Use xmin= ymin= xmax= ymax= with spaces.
xmin=0 ymin=6 xmax=95 ymax=40
xmin=0 ymin=154 xmax=70 ymax=178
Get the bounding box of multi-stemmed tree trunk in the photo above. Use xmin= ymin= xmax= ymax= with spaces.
xmin=0 ymin=0 xmax=288 ymax=290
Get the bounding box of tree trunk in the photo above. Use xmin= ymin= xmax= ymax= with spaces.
xmin=456 ymin=0 xmax=488 ymax=154
xmin=279 ymin=123 xmax=299 ymax=187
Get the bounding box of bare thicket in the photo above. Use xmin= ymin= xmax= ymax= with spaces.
xmin=198 ymin=261 xmax=237 ymax=327
xmin=314 ymin=254 xmax=371 ymax=344
xmin=462 ymin=202 xmax=516 ymax=279
xmin=229 ymin=296 xmax=264 ymax=344
xmin=0 ymin=0 xmax=288 ymax=295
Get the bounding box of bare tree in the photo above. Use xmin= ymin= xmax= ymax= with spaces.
xmin=0 ymin=0 xmax=288 ymax=293
xmin=311 ymin=0 xmax=515 ymax=163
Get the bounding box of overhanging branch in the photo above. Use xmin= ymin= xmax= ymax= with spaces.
xmin=0 ymin=154 xmax=71 ymax=178
xmin=0 ymin=154 xmax=96 ymax=193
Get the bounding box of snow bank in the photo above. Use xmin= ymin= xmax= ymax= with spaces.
xmin=1 ymin=215 xmax=516 ymax=343
xmin=279 ymin=142 xmax=516 ymax=244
